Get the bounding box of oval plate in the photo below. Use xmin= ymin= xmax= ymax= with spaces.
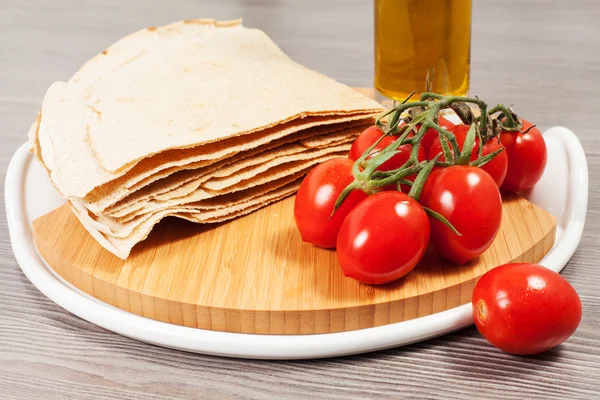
xmin=5 ymin=126 xmax=588 ymax=359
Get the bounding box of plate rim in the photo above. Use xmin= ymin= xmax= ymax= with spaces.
xmin=4 ymin=126 xmax=588 ymax=359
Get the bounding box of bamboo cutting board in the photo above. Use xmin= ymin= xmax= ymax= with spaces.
xmin=33 ymin=193 xmax=556 ymax=335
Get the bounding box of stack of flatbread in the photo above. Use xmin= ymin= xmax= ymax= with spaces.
xmin=29 ymin=19 xmax=384 ymax=259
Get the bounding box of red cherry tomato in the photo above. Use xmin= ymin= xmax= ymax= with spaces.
xmin=336 ymin=192 xmax=430 ymax=285
xmin=294 ymin=158 xmax=367 ymax=248
xmin=428 ymin=125 xmax=508 ymax=187
xmin=420 ymin=166 xmax=502 ymax=264
xmin=473 ymin=263 xmax=582 ymax=355
xmin=421 ymin=115 xmax=455 ymax=155
xmin=348 ymin=126 xmax=394 ymax=164
xmin=348 ymin=125 xmax=425 ymax=192
xmin=480 ymin=138 xmax=508 ymax=188
xmin=500 ymin=119 xmax=547 ymax=192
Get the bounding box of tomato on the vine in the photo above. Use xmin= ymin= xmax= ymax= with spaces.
xmin=336 ymin=191 xmax=430 ymax=285
xmin=294 ymin=158 xmax=367 ymax=248
xmin=420 ymin=166 xmax=502 ymax=264
xmin=348 ymin=125 xmax=425 ymax=191
xmin=500 ymin=119 xmax=547 ymax=192
xmin=473 ymin=263 xmax=582 ymax=355
xmin=428 ymin=124 xmax=508 ymax=187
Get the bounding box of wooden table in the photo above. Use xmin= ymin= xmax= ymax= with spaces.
xmin=1 ymin=1 xmax=599 ymax=398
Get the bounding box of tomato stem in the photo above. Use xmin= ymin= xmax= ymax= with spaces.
xmin=408 ymin=155 xmax=439 ymax=201
xmin=368 ymin=164 xmax=422 ymax=190
xmin=330 ymin=181 xmax=361 ymax=218
xmin=487 ymin=104 xmax=522 ymax=132
xmin=423 ymin=206 xmax=462 ymax=236
xmin=457 ymin=123 xmax=478 ymax=165
xmin=471 ymin=147 xmax=505 ymax=168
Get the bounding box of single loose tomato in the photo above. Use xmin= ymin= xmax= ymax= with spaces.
xmin=473 ymin=263 xmax=582 ymax=355
xmin=336 ymin=192 xmax=430 ymax=285
xmin=500 ymin=119 xmax=547 ymax=192
xmin=294 ymin=158 xmax=367 ymax=248
xmin=420 ymin=166 xmax=502 ymax=264
xmin=428 ymin=125 xmax=508 ymax=187
xmin=421 ymin=115 xmax=455 ymax=155
xmin=348 ymin=125 xmax=425 ymax=192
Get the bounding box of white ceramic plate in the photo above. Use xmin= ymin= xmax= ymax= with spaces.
xmin=5 ymin=126 xmax=588 ymax=359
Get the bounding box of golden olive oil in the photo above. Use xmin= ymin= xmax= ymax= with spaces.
xmin=375 ymin=0 xmax=472 ymax=100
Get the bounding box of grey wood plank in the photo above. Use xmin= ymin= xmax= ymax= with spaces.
xmin=1 ymin=0 xmax=599 ymax=399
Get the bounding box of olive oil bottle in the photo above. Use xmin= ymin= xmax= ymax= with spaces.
xmin=375 ymin=0 xmax=472 ymax=100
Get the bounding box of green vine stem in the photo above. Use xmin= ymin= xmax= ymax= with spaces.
xmin=487 ymin=103 xmax=522 ymax=133
xmin=331 ymin=91 xmax=505 ymax=223
xmin=408 ymin=156 xmax=439 ymax=201
xmin=457 ymin=123 xmax=478 ymax=165
xmin=423 ymin=207 xmax=462 ymax=236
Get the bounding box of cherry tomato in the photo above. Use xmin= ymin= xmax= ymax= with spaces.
xmin=348 ymin=125 xmax=425 ymax=192
xmin=421 ymin=115 xmax=455 ymax=155
xmin=336 ymin=192 xmax=430 ymax=285
xmin=349 ymin=126 xmax=425 ymax=171
xmin=473 ymin=263 xmax=582 ymax=355
xmin=428 ymin=125 xmax=508 ymax=187
xmin=294 ymin=158 xmax=367 ymax=248
xmin=480 ymin=138 xmax=508 ymax=188
xmin=348 ymin=126 xmax=394 ymax=164
xmin=420 ymin=166 xmax=502 ymax=264
xmin=500 ymin=119 xmax=547 ymax=192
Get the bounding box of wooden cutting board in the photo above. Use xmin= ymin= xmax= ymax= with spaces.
xmin=33 ymin=194 xmax=555 ymax=335
xmin=31 ymin=88 xmax=557 ymax=335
